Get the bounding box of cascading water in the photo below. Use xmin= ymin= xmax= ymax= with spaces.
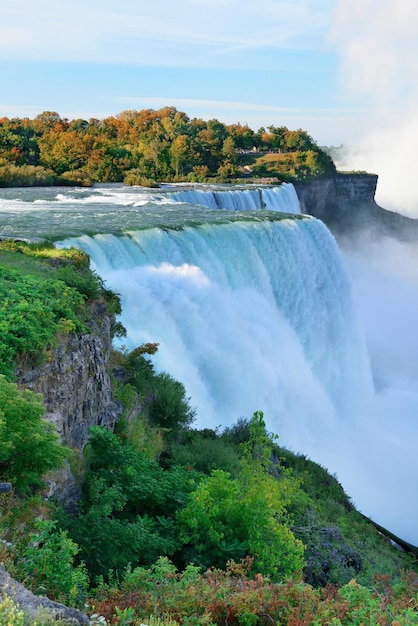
xmin=165 ymin=182 xmax=301 ymax=213
xmin=59 ymin=215 xmax=372 ymax=466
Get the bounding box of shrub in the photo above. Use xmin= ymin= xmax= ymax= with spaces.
xmin=54 ymin=265 xmax=106 ymax=300
xmin=65 ymin=427 xmax=202 ymax=581
xmin=91 ymin=557 xmax=418 ymax=626
xmin=0 ymin=266 xmax=86 ymax=378
xmin=14 ymin=519 xmax=89 ymax=609
xmin=0 ymin=595 xmax=27 ymax=626
xmin=0 ymin=376 xmax=68 ymax=495
xmin=149 ymin=372 xmax=196 ymax=438
xmin=124 ymin=170 xmax=159 ymax=187
xmin=169 ymin=430 xmax=241 ymax=477
xmin=176 ymin=413 xmax=306 ymax=579
xmin=0 ymin=164 xmax=58 ymax=187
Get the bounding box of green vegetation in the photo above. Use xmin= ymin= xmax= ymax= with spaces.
xmin=0 ymin=239 xmax=122 ymax=379
xmin=0 ymin=109 xmax=336 ymax=187
xmin=91 ymin=558 xmax=418 ymax=626
xmin=13 ymin=519 xmax=89 ymax=609
xmin=0 ymin=241 xmax=417 ymax=624
xmin=0 ymin=376 xmax=67 ymax=496
xmin=64 ymin=426 xmax=201 ymax=582
xmin=251 ymin=149 xmax=336 ymax=181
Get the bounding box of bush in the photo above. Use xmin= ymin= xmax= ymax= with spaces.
xmin=65 ymin=427 xmax=202 ymax=581
xmin=124 ymin=170 xmax=159 ymax=187
xmin=176 ymin=413 xmax=306 ymax=579
xmin=0 ymin=266 xmax=86 ymax=378
xmin=54 ymin=265 xmax=106 ymax=300
xmin=0 ymin=595 xmax=26 ymax=626
xmin=0 ymin=376 xmax=68 ymax=495
xmin=149 ymin=373 xmax=196 ymax=438
xmin=14 ymin=519 xmax=89 ymax=609
xmin=169 ymin=430 xmax=241 ymax=477
xmin=91 ymin=557 xmax=418 ymax=626
xmin=0 ymin=164 xmax=58 ymax=187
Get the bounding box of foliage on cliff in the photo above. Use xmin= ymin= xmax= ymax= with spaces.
xmin=0 ymin=239 xmax=122 ymax=379
xmin=92 ymin=558 xmax=418 ymax=626
xmin=0 ymin=376 xmax=67 ymax=495
xmin=0 ymin=109 xmax=335 ymax=186
xmin=0 ymin=242 xmax=417 ymax=624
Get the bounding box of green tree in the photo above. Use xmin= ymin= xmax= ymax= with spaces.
xmin=170 ymin=134 xmax=191 ymax=177
xmin=66 ymin=426 xmax=201 ymax=580
xmin=0 ymin=376 xmax=67 ymax=495
xmin=283 ymin=129 xmax=316 ymax=152
xmin=15 ymin=519 xmax=89 ymax=609
xmin=177 ymin=412 xmax=305 ymax=579
xmin=267 ymin=125 xmax=288 ymax=151
xmin=227 ymin=122 xmax=255 ymax=150
xmin=149 ymin=372 xmax=196 ymax=439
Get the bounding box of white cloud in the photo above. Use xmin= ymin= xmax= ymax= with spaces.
xmin=115 ymin=96 xmax=333 ymax=114
xmin=0 ymin=0 xmax=330 ymax=66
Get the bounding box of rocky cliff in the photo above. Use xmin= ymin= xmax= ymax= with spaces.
xmin=16 ymin=300 xmax=122 ymax=503
xmin=294 ymin=172 xmax=418 ymax=240
xmin=0 ymin=566 xmax=89 ymax=625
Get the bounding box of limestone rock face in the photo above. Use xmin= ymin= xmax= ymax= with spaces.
xmin=294 ymin=173 xmax=418 ymax=240
xmin=0 ymin=566 xmax=89 ymax=624
xmin=16 ymin=300 xmax=122 ymax=503
xmin=294 ymin=173 xmax=378 ymax=224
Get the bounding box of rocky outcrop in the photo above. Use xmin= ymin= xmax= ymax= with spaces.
xmin=0 ymin=566 xmax=89 ymax=624
xmin=294 ymin=173 xmax=418 ymax=240
xmin=16 ymin=300 xmax=122 ymax=503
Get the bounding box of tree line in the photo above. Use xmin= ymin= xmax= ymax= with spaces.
xmin=0 ymin=108 xmax=335 ymax=187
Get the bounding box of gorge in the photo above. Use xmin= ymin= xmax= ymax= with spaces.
xmin=1 ymin=175 xmax=417 ymax=546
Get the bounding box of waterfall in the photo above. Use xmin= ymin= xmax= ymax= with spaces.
xmin=59 ymin=216 xmax=372 ymax=453
xmin=1 ymin=180 xmax=416 ymax=542
xmin=51 ymin=182 xmax=418 ymax=544
xmin=166 ymin=182 xmax=301 ymax=214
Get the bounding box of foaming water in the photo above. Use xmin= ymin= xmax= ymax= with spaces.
xmin=59 ymin=217 xmax=372 ymax=458
xmin=166 ymin=182 xmax=300 ymax=213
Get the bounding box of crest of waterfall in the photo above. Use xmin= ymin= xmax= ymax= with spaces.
xmin=166 ymin=182 xmax=301 ymax=214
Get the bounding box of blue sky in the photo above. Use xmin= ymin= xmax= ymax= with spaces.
xmin=0 ymin=0 xmax=416 ymax=150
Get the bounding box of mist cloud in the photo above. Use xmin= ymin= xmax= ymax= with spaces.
xmin=330 ymin=0 xmax=418 ymax=215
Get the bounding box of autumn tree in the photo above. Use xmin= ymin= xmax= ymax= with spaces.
xmin=39 ymin=130 xmax=94 ymax=174
xmin=170 ymin=134 xmax=192 ymax=177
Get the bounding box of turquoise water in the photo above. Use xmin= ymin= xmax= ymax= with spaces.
xmin=0 ymin=182 xmax=300 ymax=240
